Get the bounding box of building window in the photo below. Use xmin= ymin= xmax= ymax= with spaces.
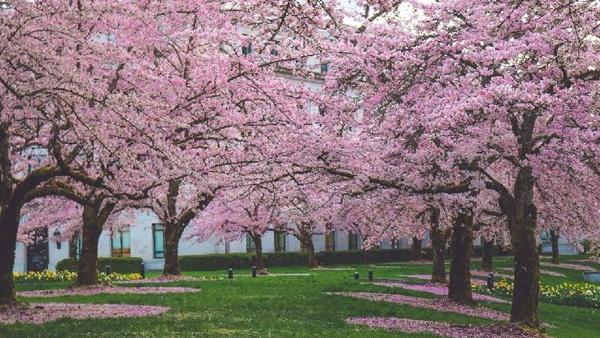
xmin=75 ymin=233 xmax=82 ymax=259
xmin=152 ymin=223 xmax=165 ymax=259
xmin=320 ymin=63 xmax=329 ymax=74
xmin=348 ymin=233 xmax=359 ymax=251
xmin=325 ymin=231 xmax=336 ymax=252
xmin=111 ymin=227 xmax=131 ymax=257
xmin=274 ymin=231 xmax=286 ymax=252
xmin=242 ymin=44 xmax=252 ymax=56
xmin=246 ymin=235 xmax=256 ymax=253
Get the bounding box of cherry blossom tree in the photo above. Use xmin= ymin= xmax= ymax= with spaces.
xmin=322 ymin=0 xmax=600 ymax=327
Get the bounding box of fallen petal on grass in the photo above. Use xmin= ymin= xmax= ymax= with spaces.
xmin=0 ymin=303 xmax=169 ymax=325
xmin=540 ymin=262 xmax=595 ymax=271
xmin=346 ymin=317 xmax=545 ymax=338
xmin=372 ymin=281 xmax=509 ymax=303
xmin=329 ymin=292 xmax=509 ymax=321
xmin=496 ymin=267 xmax=565 ymax=278
xmin=18 ymin=285 xmax=200 ymax=297
xmin=400 ymin=274 xmax=487 ymax=286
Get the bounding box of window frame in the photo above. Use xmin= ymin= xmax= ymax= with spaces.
xmin=111 ymin=227 xmax=131 ymax=257
xmin=152 ymin=223 xmax=165 ymax=259
xmin=325 ymin=231 xmax=336 ymax=252
xmin=274 ymin=231 xmax=286 ymax=253
xmin=348 ymin=233 xmax=359 ymax=251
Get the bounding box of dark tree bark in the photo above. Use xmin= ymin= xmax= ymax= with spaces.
xmin=411 ymin=237 xmax=423 ymax=260
xmin=252 ymin=234 xmax=267 ymax=273
xmin=429 ymin=207 xmax=450 ymax=283
xmin=77 ymin=203 xmax=114 ymax=285
xmin=0 ymin=123 xmax=63 ymax=304
xmin=0 ymin=206 xmax=20 ymax=305
xmin=448 ymin=213 xmax=474 ymax=304
xmin=163 ymin=221 xmax=184 ymax=276
xmin=500 ymin=165 xmax=540 ymax=327
xmin=550 ymin=230 xmax=560 ymax=265
xmin=161 ymin=179 xmax=213 ymax=276
xmin=300 ymin=234 xmax=318 ymax=268
xmin=481 ymin=237 xmax=494 ymax=272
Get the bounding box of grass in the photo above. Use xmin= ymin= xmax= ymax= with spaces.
xmin=1 ymin=255 xmax=599 ymax=337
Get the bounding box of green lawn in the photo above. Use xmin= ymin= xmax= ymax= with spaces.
xmin=2 ymin=255 xmax=599 ymax=337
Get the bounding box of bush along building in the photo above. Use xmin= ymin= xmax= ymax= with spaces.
xmin=14 ymin=209 xmax=419 ymax=273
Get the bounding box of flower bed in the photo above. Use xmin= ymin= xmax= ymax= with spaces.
xmin=329 ymin=292 xmax=508 ymax=321
xmin=18 ymin=285 xmax=200 ymax=298
xmin=13 ymin=270 xmax=142 ymax=283
xmin=346 ymin=317 xmax=543 ymax=338
xmin=0 ymin=303 xmax=169 ymax=325
xmin=474 ymin=279 xmax=600 ymax=309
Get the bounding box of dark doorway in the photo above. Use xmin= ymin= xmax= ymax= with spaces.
xmin=27 ymin=227 xmax=49 ymax=272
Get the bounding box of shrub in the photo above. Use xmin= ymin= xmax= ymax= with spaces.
xmin=55 ymin=257 xmax=143 ymax=273
xmin=178 ymin=249 xmax=416 ymax=271
xmin=179 ymin=253 xmax=252 ymax=271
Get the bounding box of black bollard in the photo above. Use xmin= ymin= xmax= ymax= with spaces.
xmin=354 ymin=272 xmax=359 ymax=280
xmin=487 ymin=272 xmax=495 ymax=290
xmin=105 ymin=265 xmax=112 ymax=275
xmin=228 ymin=268 xmax=234 ymax=279
xmin=368 ymin=270 xmax=373 ymax=281
xmin=140 ymin=262 xmax=146 ymax=279
xmin=252 ymin=266 xmax=257 ymax=278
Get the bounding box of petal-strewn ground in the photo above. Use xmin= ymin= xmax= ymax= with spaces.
xmin=496 ymin=267 xmax=565 ymax=277
xmin=329 ymin=292 xmax=509 ymax=321
xmin=371 ymin=281 xmax=509 ymax=303
xmin=0 ymin=303 xmax=169 ymax=325
xmin=540 ymin=262 xmax=595 ymax=271
xmin=400 ymin=274 xmax=487 ymax=285
xmin=18 ymin=285 xmax=200 ymax=297
xmin=346 ymin=317 xmax=544 ymax=338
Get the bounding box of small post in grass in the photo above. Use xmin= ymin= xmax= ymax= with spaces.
xmin=487 ymin=272 xmax=495 ymax=290
xmin=368 ymin=270 xmax=373 ymax=281
xmin=105 ymin=265 xmax=112 ymax=275
xmin=228 ymin=268 xmax=234 ymax=279
xmin=252 ymin=266 xmax=257 ymax=278
xmin=354 ymin=272 xmax=359 ymax=280
xmin=140 ymin=262 xmax=146 ymax=279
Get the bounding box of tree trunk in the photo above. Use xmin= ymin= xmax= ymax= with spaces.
xmin=163 ymin=222 xmax=183 ymax=276
xmin=481 ymin=238 xmax=494 ymax=272
xmin=411 ymin=237 xmax=422 ymax=260
xmin=503 ymin=166 xmax=540 ymax=327
xmin=448 ymin=213 xmax=474 ymax=304
xmin=0 ymin=207 xmax=19 ymax=305
xmin=77 ymin=206 xmax=106 ymax=286
xmin=430 ymin=208 xmax=450 ymax=283
xmin=301 ymin=235 xmax=318 ymax=268
xmin=253 ymin=234 xmax=267 ymax=273
xmin=550 ymin=230 xmax=560 ymax=265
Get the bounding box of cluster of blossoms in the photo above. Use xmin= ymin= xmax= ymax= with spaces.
xmin=13 ymin=270 xmax=141 ymax=283
xmin=475 ymin=279 xmax=600 ymax=309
